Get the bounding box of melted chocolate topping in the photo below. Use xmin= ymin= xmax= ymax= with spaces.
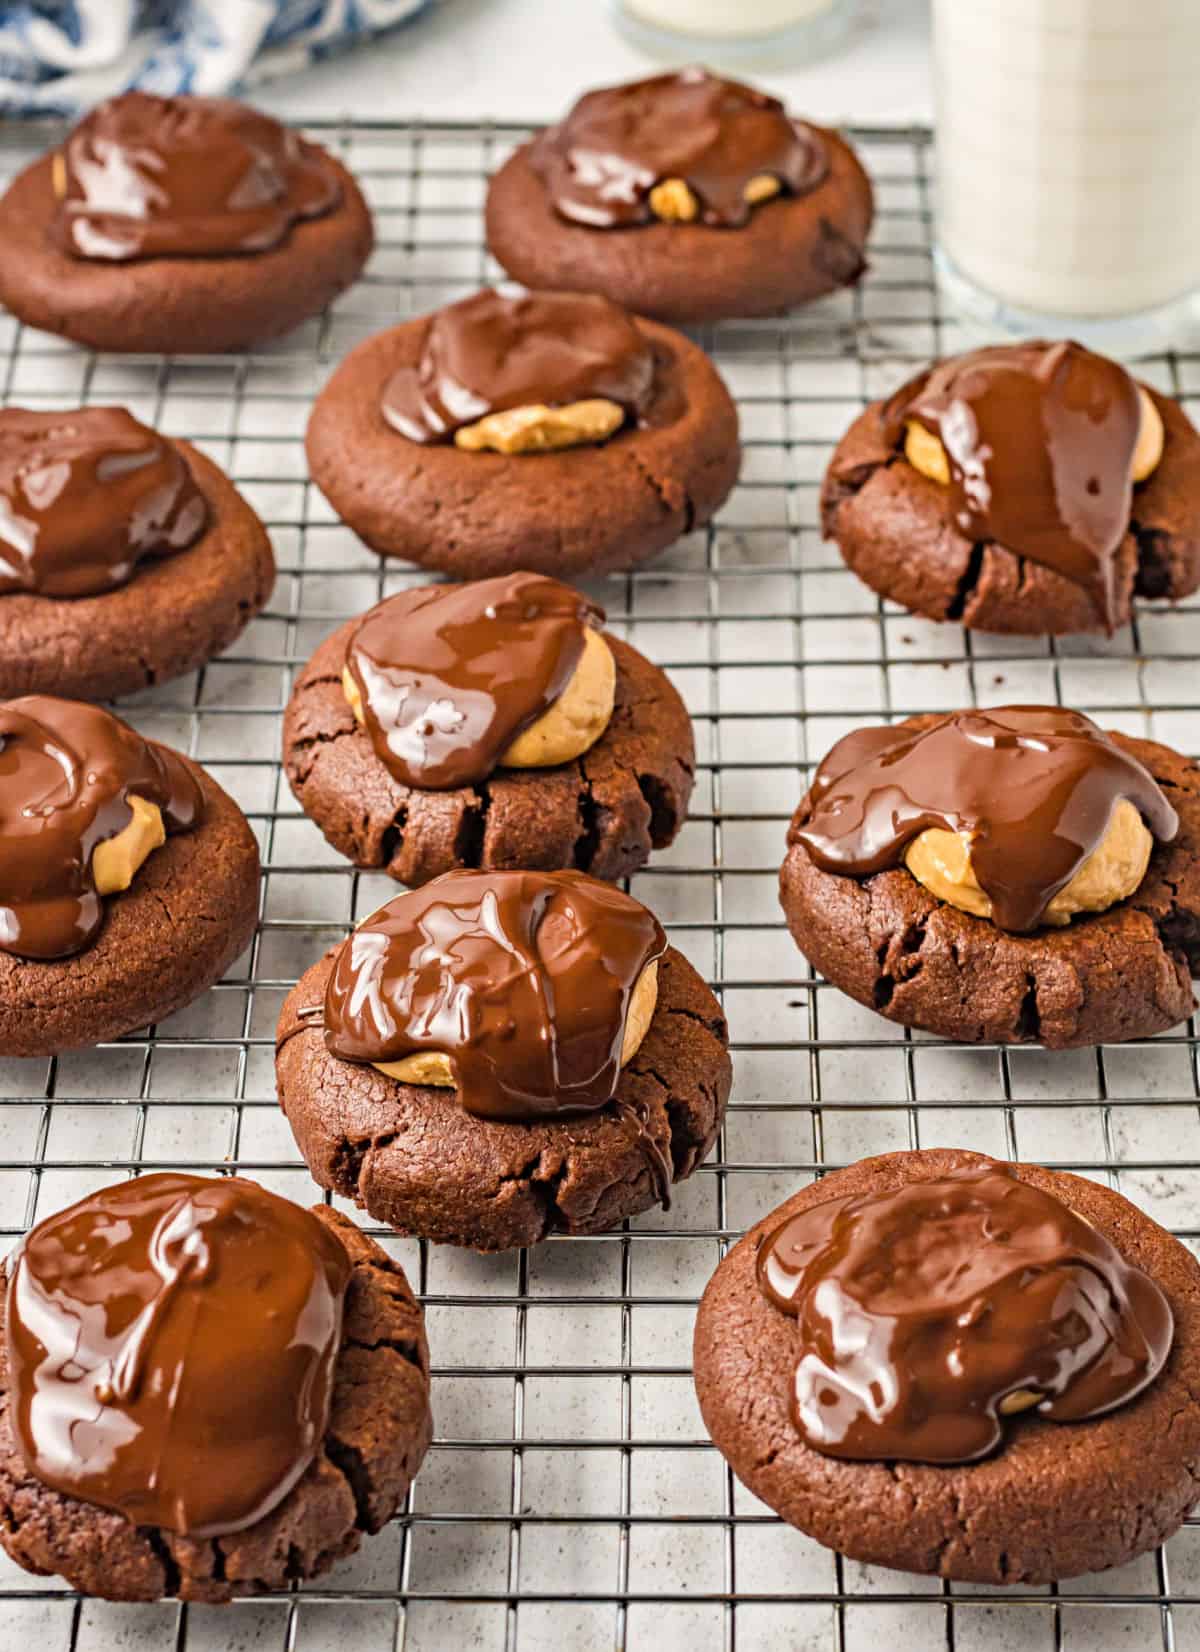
xmin=0 ymin=408 xmax=208 ymax=598
xmin=616 ymin=1097 xmax=673 ymax=1212
xmin=51 ymin=91 xmax=341 ymax=262
xmin=275 ymin=1001 xmax=325 ymax=1056
xmin=0 ymin=695 xmax=203 ymax=959
xmin=346 ymin=573 xmax=604 ymax=791
xmin=794 ymin=706 xmax=1177 ymax=933
xmin=757 ymin=1163 xmax=1173 ymax=1464
xmin=6 ymin=1173 xmax=350 ymax=1536
xmin=530 ymin=67 xmax=828 ymax=230
xmin=382 ymin=289 xmax=656 ymax=444
xmin=882 ymin=341 xmax=1144 ymax=630
xmin=323 ymin=869 xmax=667 ymax=1121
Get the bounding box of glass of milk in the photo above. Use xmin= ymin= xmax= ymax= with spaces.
xmin=932 ymin=0 xmax=1200 ymax=354
xmin=613 ymin=0 xmax=860 ymax=65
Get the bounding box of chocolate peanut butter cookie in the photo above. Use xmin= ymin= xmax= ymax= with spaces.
xmin=305 ymin=287 xmax=739 ymax=576
xmin=822 ymin=340 xmax=1200 ymax=634
xmin=0 ymin=1173 xmax=431 ymax=1601
xmin=276 ymin=870 xmax=731 ymax=1250
xmin=485 ymin=68 xmax=873 ymax=324
xmin=694 ymin=1148 xmax=1200 ymax=1583
xmin=779 ymin=706 xmax=1200 ymax=1047
xmin=283 ymin=574 xmax=694 ymax=887
xmin=0 ymin=92 xmax=373 ymax=354
xmin=0 ymin=696 xmax=261 ymax=1054
xmin=0 ymin=406 xmax=274 ymax=701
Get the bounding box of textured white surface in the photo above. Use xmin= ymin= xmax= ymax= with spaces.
xmin=0 ymin=111 xmax=1196 ymax=1652
xmin=255 ymin=0 xmax=933 ymax=125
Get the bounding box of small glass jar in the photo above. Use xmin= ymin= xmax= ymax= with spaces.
xmin=612 ymin=0 xmax=860 ymax=68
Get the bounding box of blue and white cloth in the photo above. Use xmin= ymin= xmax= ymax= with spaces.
xmin=0 ymin=0 xmax=433 ymax=114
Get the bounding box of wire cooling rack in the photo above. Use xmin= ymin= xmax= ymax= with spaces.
xmin=0 ymin=116 xmax=1198 ymax=1652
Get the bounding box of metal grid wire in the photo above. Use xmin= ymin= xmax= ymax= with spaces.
xmin=0 ymin=116 xmax=1198 ymax=1652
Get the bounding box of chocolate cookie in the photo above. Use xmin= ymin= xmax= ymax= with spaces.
xmin=0 ymin=736 xmax=261 ymax=1056
xmin=284 ymin=617 xmax=694 ymax=887
xmin=779 ymin=720 xmax=1200 ymax=1048
xmin=304 ymin=305 xmax=739 ymax=578
xmin=0 ymin=1202 xmax=431 ymax=1602
xmin=0 ymin=95 xmax=373 ymax=355
xmin=277 ymin=944 xmax=731 ymax=1251
xmin=0 ymin=434 xmax=274 ymax=702
xmin=823 ymin=381 xmax=1200 ymax=635
xmin=485 ymin=76 xmax=872 ymax=324
xmin=694 ymin=1148 xmax=1200 ymax=1584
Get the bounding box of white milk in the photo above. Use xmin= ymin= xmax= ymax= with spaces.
xmin=624 ymin=0 xmax=838 ymax=37
xmin=933 ymin=0 xmax=1200 ymax=325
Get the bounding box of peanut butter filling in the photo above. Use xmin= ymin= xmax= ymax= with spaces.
xmin=454 ymin=397 xmax=625 ymax=455
xmin=374 ymin=958 xmax=658 ymax=1086
xmin=904 ymin=384 xmax=1164 ymax=489
xmin=904 ymin=798 xmax=1153 ymax=926
xmin=648 ymin=172 xmax=781 ymax=223
xmin=343 ymin=624 xmax=616 ymax=772
xmin=91 ymin=795 xmax=167 ymax=895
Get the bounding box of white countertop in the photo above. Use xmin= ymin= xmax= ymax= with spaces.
xmin=256 ymin=0 xmax=933 ymax=127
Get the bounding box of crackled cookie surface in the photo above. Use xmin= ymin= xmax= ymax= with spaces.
xmin=822 ymin=341 xmax=1200 ymax=635
xmin=779 ymin=708 xmax=1200 ymax=1047
xmin=276 ymin=871 xmax=731 ymax=1250
xmin=284 ymin=576 xmax=694 ymax=888
xmin=0 ymin=1175 xmax=430 ymax=1601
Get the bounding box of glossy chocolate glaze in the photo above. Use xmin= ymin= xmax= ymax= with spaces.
xmin=0 ymin=695 xmax=203 ymax=959
xmin=323 ymin=869 xmax=666 ymax=1121
xmin=275 ymin=1001 xmax=325 ymax=1056
xmin=382 ymin=289 xmax=656 ymax=444
xmin=0 ymin=408 xmax=208 ymax=598
xmin=346 ymin=573 xmax=604 ymax=790
xmin=6 ymin=1173 xmax=350 ymax=1537
xmin=51 ymin=91 xmax=341 ymax=262
xmin=530 ymin=67 xmax=828 ymax=230
xmin=615 ymin=1096 xmax=673 ymax=1212
xmin=883 ymin=341 xmax=1143 ymax=630
xmin=278 ymin=991 xmax=674 ymax=1209
xmin=794 ymin=706 xmax=1177 ymax=933
xmin=757 ymin=1163 xmax=1174 ymax=1464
